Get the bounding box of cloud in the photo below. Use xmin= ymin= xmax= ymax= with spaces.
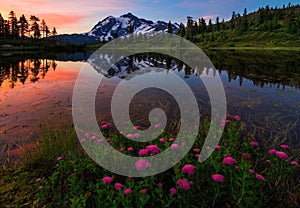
xmin=37 ymin=13 xmax=87 ymax=29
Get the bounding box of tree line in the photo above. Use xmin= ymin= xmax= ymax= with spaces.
xmin=0 ymin=11 xmax=57 ymax=39
xmin=174 ymin=3 xmax=300 ymax=43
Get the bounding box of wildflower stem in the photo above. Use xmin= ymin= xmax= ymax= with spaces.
xmin=236 ymin=172 xmax=246 ymax=205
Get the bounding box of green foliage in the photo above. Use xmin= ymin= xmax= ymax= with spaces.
xmin=179 ymin=4 xmax=300 ymax=48
xmin=1 ymin=116 xmax=299 ymax=207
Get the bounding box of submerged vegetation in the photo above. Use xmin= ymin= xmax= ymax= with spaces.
xmin=0 ymin=116 xmax=299 ymax=207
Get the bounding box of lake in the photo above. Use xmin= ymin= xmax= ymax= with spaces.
xmin=0 ymin=50 xmax=299 ymax=161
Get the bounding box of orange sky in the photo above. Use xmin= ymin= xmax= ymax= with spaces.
xmin=1 ymin=0 xmax=298 ymax=34
xmin=0 ymin=0 xmax=137 ymax=34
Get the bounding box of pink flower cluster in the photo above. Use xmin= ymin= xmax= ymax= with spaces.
xmin=181 ymin=164 xmax=197 ymax=175
xmin=223 ymin=157 xmax=237 ymax=165
xmin=146 ymin=145 xmax=160 ymax=154
xmin=212 ymin=174 xmax=225 ymax=183
xmin=177 ymin=178 xmax=191 ymax=190
xmin=102 ymin=176 xmax=113 ymax=184
xmin=135 ymin=159 xmax=151 ymax=171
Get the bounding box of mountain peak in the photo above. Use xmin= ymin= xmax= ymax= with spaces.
xmin=87 ymin=13 xmax=179 ymax=40
xmin=120 ymin=12 xmax=136 ymax=18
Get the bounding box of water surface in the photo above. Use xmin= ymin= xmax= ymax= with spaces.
xmin=0 ymin=50 xmax=299 ymax=159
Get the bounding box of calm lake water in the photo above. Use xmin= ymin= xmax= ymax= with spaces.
xmin=0 ymin=50 xmax=299 ymax=159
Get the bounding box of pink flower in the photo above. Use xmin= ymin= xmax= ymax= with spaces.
xmin=280 ymin=144 xmax=290 ymax=149
xmin=250 ymin=141 xmax=259 ymax=147
xmin=266 ymin=160 xmax=271 ymax=163
xmin=223 ymin=157 xmax=236 ymax=165
xmin=249 ymin=169 xmax=255 ymax=173
xmin=169 ymin=138 xmax=176 ymax=142
xmin=36 ymin=178 xmax=42 ymax=182
xmin=268 ymin=149 xmax=277 ymax=154
xmin=102 ymin=176 xmax=113 ymax=184
xmin=134 ymin=133 xmax=140 ymax=138
xmin=97 ymin=139 xmax=104 ymax=143
xmin=234 ymin=115 xmax=241 ymax=120
xmin=291 ymin=161 xmax=299 ymax=167
xmin=193 ymin=148 xmax=200 ymax=153
xmin=220 ymin=120 xmax=225 ymax=126
xmin=235 ymin=165 xmax=239 ymax=169
xmin=195 ymin=154 xmax=200 ymax=158
xmin=146 ymin=145 xmax=160 ymax=154
xmin=119 ymin=148 xmax=125 ymax=152
xmin=101 ymin=124 xmax=110 ymax=129
xmin=140 ymin=189 xmax=147 ymax=194
xmin=127 ymin=134 xmax=134 ymax=139
xmin=114 ymin=183 xmax=124 ymax=191
xmin=170 ymin=188 xmax=177 ymax=195
xmin=177 ymin=178 xmax=190 ymax=190
xmin=154 ymin=124 xmax=160 ymax=128
xmin=171 ymin=144 xmax=179 ymax=150
xmin=138 ymin=149 xmax=149 ymax=156
xmin=215 ymin=145 xmax=221 ymax=150
xmin=80 ymin=138 xmax=86 ymax=143
xmin=275 ymin=151 xmax=288 ymax=159
xmin=38 ymin=185 xmax=44 ymax=190
xmin=157 ymin=183 xmax=163 ymax=188
xmin=133 ymin=125 xmax=140 ymax=130
xmin=124 ymin=188 xmax=132 ymax=195
xmin=159 ymin=138 xmax=165 ymax=143
xmin=84 ymin=133 xmax=90 ymax=137
xmin=255 ymin=173 xmax=266 ymax=181
xmin=135 ymin=159 xmax=151 ymax=171
xmin=211 ymin=174 xmax=225 ymax=183
xmin=127 ymin=147 xmax=134 ymax=152
xmin=181 ymin=142 xmax=186 ymax=147
xmin=57 ymin=156 xmax=63 ymax=161
xmin=181 ymin=164 xmax=197 ymax=175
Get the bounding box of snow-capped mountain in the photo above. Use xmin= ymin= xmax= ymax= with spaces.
xmin=86 ymin=13 xmax=179 ymax=40
xmin=51 ymin=13 xmax=179 ymax=45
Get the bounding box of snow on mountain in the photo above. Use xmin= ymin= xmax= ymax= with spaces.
xmin=51 ymin=13 xmax=179 ymax=45
xmin=86 ymin=13 xmax=179 ymax=41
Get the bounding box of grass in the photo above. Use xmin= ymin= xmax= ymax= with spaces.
xmin=0 ymin=115 xmax=299 ymax=207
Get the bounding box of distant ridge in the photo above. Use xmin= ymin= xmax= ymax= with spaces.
xmin=52 ymin=13 xmax=179 ymax=45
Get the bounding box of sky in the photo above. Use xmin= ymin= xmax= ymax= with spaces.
xmin=0 ymin=0 xmax=299 ymax=34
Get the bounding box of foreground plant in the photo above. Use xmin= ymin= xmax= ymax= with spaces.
xmin=15 ymin=116 xmax=300 ymax=207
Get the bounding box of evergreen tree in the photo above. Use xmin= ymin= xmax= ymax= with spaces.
xmin=215 ymin=17 xmax=220 ymax=31
xmin=30 ymin=15 xmax=40 ymax=38
xmin=186 ymin=16 xmax=194 ymax=40
xmin=9 ymin=11 xmax=18 ymax=37
xmin=40 ymin=19 xmax=47 ymax=38
xmin=230 ymin=11 xmax=236 ymax=29
xmin=221 ymin=19 xmax=226 ymax=30
xmin=177 ymin=23 xmax=185 ymax=37
xmin=0 ymin=13 xmax=4 ymax=36
xmin=167 ymin=21 xmax=173 ymax=33
xmin=243 ymin=8 xmax=247 ymax=16
xmin=52 ymin=27 xmax=57 ymax=36
xmin=45 ymin=26 xmax=50 ymax=38
xmin=18 ymin=14 xmax=28 ymax=38
xmin=208 ymin=19 xmax=213 ymax=32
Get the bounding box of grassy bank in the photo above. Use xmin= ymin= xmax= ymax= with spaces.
xmin=0 ymin=115 xmax=299 ymax=207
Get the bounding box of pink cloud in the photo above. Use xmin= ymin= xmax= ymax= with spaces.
xmin=37 ymin=13 xmax=87 ymax=30
xmin=0 ymin=0 xmax=140 ymax=33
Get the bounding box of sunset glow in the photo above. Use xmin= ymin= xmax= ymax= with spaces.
xmin=0 ymin=0 xmax=298 ymax=34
